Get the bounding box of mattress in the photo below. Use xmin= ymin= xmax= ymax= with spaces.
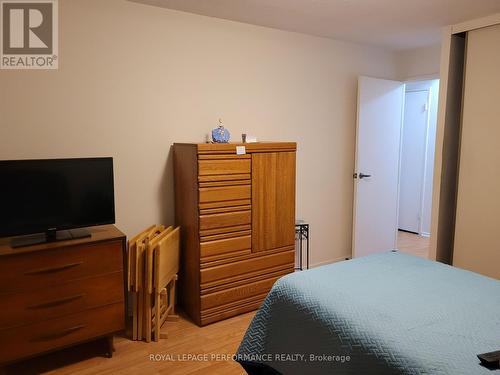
xmin=236 ymin=251 xmax=500 ymax=374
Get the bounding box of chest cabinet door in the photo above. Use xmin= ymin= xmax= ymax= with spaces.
xmin=251 ymin=152 xmax=296 ymax=252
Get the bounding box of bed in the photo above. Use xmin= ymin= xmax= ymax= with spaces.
xmin=236 ymin=251 xmax=500 ymax=374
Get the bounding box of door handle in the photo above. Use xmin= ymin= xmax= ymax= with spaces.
xmin=359 ymin=173 xmax=371 ymax=179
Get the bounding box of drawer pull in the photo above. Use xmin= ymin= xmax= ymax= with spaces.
xmin=30 ymin=324 xmax=86 ymax=342
xmin=27 ymin=294 xmax=85 ymax=309
xmin=24 ymin=262 xmax=83 ymax=275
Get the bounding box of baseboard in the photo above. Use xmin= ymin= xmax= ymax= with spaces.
xmin=420 ymin=232 xmax=430 ymax=237
xmin=309 ymin=255 xmax=350 ymax=269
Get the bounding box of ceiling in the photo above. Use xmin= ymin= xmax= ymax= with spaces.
xmin=131 ymin=0 xmax=500 ymax=50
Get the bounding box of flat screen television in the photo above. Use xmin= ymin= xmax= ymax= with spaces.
xmin=0 ymin=157 xmax=115 ymax=247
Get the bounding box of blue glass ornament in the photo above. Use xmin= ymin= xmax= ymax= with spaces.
xmin=212 ymin=119 xmax=230 ymax=143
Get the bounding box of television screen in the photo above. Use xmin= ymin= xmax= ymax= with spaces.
xmin=0 ymin=157 xmax=115 ymax=238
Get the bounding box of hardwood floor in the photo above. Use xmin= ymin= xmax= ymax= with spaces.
xmin=3 ymin=232 xmax=430 ymax=375
xmin=3 ymin=312 xmax=254 ymax=375
xmin=396 ymin=230 xmax=430 ymax=259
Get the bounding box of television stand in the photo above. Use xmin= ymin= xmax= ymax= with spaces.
xmin=10 ymin=228 xmax=91 ymax=248
xmin=0 ymin=225 xmax=126 ymax=366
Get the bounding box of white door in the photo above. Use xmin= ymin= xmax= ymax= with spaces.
xmin=398 ymin=90 xmax=429 ymax=233
xmin=353 ymin=76 xmax=405 ymax=258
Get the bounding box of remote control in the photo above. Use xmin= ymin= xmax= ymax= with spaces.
xmin=478 ymin=350 xmax=500 ymax=368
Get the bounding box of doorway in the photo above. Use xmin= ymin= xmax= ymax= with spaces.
xmin=352 ymin=77 xmax=439 ymax=259
xmin=397 ymin=80 xmax=439 ymax=258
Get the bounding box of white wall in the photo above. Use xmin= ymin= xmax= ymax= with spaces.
xmin=0 ymin=0 xmax=400 ymax=267
xmin=397 ymin=44 xmax=441 ymax=80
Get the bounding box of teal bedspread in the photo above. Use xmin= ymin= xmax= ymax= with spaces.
xmin=237 ymin=252 xmax=500 ymax=374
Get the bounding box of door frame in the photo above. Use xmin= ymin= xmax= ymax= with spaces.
xmin=353 ymin=77 xmax=440 ymax=258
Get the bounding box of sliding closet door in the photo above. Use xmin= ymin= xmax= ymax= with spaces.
xmin=453 ymin=24 xmax=500 ymax=279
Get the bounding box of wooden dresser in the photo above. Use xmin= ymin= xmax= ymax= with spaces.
xmin=0 ymin=225 xmax=126 ymax=364
xmin=173 ymin=142 xmax=296 ymax=326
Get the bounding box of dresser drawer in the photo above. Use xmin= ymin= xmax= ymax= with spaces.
xmin=201 ymin=250 xmax=295 ymax=287
xmin=199 ymin=199 xmax=251 ymax=211
xmin=0 ymin=241 xmax=123 ymax=293
xmin=0 ymin=272 xmax=124 ymax=330
xmin=199 ymin=185 xmax=251 ymax=204
xmin=200 ymin=235 xmax=251 ymax=262
xmin=198 ymin=158 xmax=250 ymax=176
xmin=0 ymin=303 xmax=124 ymax=364
xmin=199 ymin=210 xmax=251 ymax=232
xmin=201 ymin=297 xmax=265 ymax=326
xmin=201 ymin=273 xmax=283 ymax=311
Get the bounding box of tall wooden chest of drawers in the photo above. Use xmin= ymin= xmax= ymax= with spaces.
xmin=0 ymin=225 xmax=126 ymax=364
xmin=173 ymin=142 xmax=296 ymax=326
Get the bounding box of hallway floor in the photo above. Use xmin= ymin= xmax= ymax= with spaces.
xmin=397 ymin=230 xmax=430 ymax=259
